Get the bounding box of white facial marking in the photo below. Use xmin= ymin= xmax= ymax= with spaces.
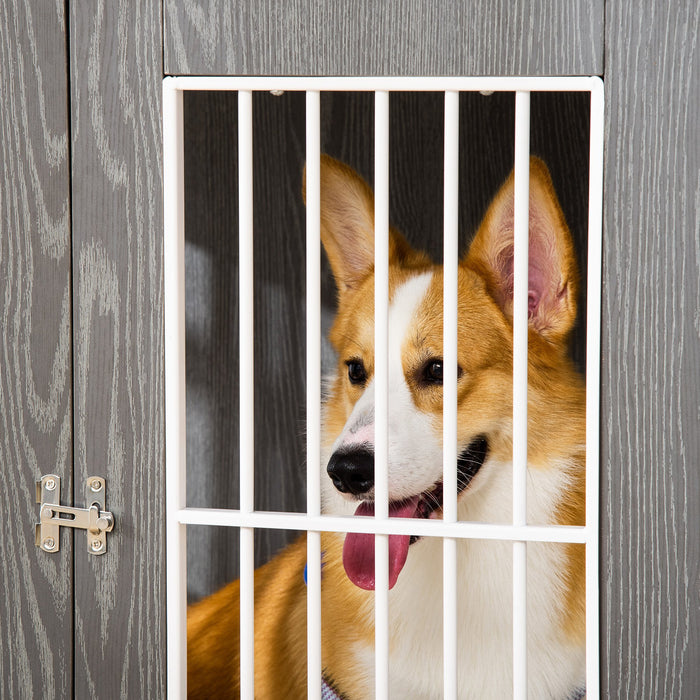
xmin=331 ymin=272 xmax=443 ymax=502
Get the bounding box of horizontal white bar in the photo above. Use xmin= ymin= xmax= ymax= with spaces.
xmin=164 ymin=75 xmax=602 ymax=93
xmin=177 ymin=508 xmax=588 ymax=543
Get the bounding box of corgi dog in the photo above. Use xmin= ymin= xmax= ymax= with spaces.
xmin=187 ymin=155 xmax=586 ymax=699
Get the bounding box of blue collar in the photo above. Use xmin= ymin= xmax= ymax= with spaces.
xmin=321 ymin=676 xmax=344 ymax=699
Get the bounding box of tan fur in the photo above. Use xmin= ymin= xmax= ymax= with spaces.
xmin=188 ymin=155 xmax=586 ymax=697
xmin=188 ymin=534 xmax=374 ymax=698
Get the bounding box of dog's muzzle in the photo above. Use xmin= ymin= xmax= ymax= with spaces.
xmin=328 ymin=437 xmax=490 ymax=590
xmin=326 ymin=436 xmax=489 ymax=501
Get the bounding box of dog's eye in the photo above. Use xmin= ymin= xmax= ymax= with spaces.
xmin=346 ymin=360 xmax=367 ymax=385
xmin=423 ymin=360 xmax=443 ymax=384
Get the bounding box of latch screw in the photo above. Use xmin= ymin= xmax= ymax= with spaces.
xmin=90 ymin=539 xmax=103 ymax=552
xmin=43 ymin=537 xmax=56 ymax=550
xmin=90 ymin=479 xmax=102 ymax=492
xmin=45 ymin=478 xmax=57 ymax=491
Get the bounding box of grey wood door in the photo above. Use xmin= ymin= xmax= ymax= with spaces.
xmin=2 ymin=1 xmax=698 ymax=699
xmin=1 ymin=1 xmax=165 ymax=698
xmin=0 ymin=2 xmax=73 ymax=696
xmin=601 ymin=2 xmax=700 ymax=696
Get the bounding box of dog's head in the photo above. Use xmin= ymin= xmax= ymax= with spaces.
xmin=306 ymin=155 xmax=583 ymax=590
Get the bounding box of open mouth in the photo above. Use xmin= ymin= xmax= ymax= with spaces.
xmin=410 ymin=434 xmax=490 ymax=538
xmin=342 ymin=436 xmax=489 ymax=590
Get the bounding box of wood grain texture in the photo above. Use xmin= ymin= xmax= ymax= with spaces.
xmin=164 ymin=0 xmax=604 ymax=77
xmin=601 ymin=1 xmax=700 ymax=697
xmin=68 ymin=0 xmax=165 ymax=697
xmin=184 ymin=90 xmax=592 ymax=601
xmin=0 ymin=1 xmax=73 ymax=698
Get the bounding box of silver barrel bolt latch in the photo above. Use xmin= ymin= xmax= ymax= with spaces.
xmin=35 ymin=475 xmax=115 ymax=556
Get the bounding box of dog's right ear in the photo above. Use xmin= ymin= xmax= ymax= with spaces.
xmin=303 ymin=155 xmax=377 ymax=295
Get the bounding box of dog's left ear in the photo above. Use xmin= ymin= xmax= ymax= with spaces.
xmin=463 ymin=157 xmax=579 ymax=343
xmin=303 ymin=155 xmax=428 ymax=298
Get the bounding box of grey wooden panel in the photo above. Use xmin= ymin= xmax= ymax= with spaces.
xmin=165 ymin=0 xmax=603 ymax=77
xmin=601 ymin=1 xmax=700 ymax=697
xmin=0 ymin=1 xmax=73 ymax=698
xmin=184 ymin=90 xmax=592 ymax=601
xmin=68 ymin=0 xmax=165 ymax=697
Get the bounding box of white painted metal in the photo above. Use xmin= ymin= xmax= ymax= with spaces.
xmin=166 ymin=75 xmax=603 ymax=94
xmin=163 ymin=78 xmax=187 ymax=700
xmin=584 ymin=77 xmax=605 ymax=700
xmin=238 ymin=89 xmax=255 ymax=700
xmin=177 ymin=508 xmax=589 ymax=543
xmin=373 ymin=89 xmax=390 ymax=700
xmin=512 ymin=90 xmax=531 ymax=700
xmin=163 ymin=75 xmax=604 ymax=700
xmin=442 ymin=89 xmax=460 ymax=700
xmin=305 ymin=90 xmax=323 ymax=700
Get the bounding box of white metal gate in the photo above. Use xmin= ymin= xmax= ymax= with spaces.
xmin=163 ymin=75 xmax=604 ymax=699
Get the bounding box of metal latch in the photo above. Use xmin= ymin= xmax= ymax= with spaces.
xmin=35 ymin=474 xmax=115 ymax=556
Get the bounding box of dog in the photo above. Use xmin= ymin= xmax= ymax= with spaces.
xmin=187 ymin=155 xmax=586 ymax=699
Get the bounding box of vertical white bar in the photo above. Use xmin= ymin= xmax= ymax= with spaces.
xmin=585 ymin=79 xmax=605 ymax=700
xmin=442 ymin=89 xmax=460 ymax=700
xmin=374 ymin=89 xmax=390 ymax=700
xmin=305 ymin=90 xmax=323 ymax=700
xmin=163 ymin=79 xmax=187 ymax=700
xmin=512 ymin=90 xmax=531 ymax=700
xmin=238 ymin=89 xmax=255 ymax=700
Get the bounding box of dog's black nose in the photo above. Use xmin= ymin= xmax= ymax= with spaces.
xmin=327 ymin=449 xmax=374 ymax=496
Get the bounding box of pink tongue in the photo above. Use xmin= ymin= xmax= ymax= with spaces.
xmin=342 ymin=497 xmax=420 ymax=590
